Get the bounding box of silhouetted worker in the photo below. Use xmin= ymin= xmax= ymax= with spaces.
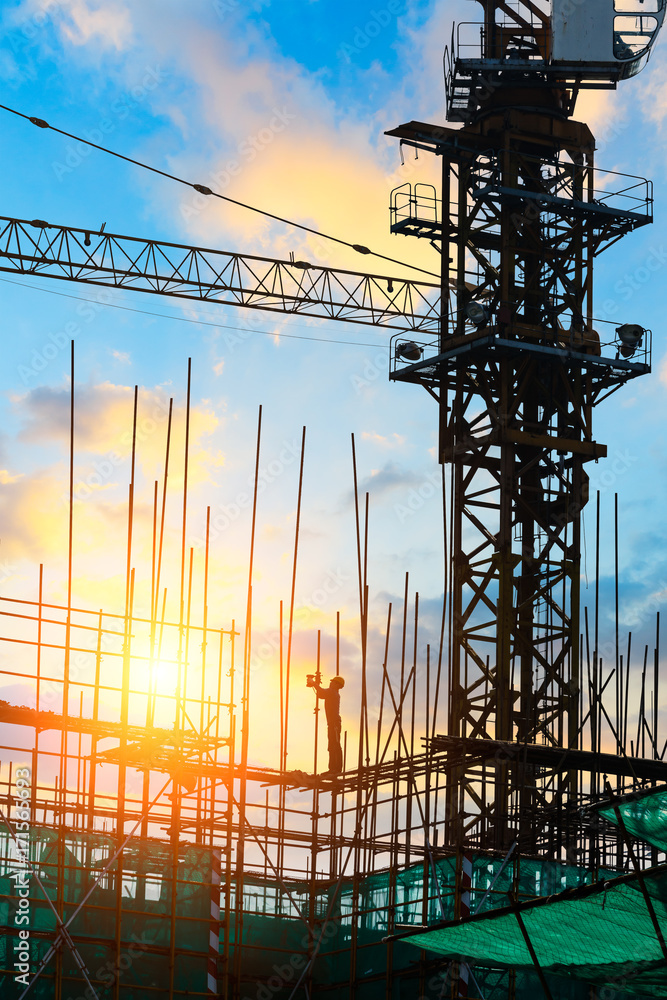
xmin=308 ymin=675 xmax=345 ymax=775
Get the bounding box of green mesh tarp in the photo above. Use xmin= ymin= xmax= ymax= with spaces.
xmin=229 ymin=854 xmax=620 ymax=1000
xmin=0 ymin=826 xmax=215 ymax=999
xmin=599 ymin=785 xmax=667 ymax=852
xmin=400 ymin=864 xmax=667 ymax=997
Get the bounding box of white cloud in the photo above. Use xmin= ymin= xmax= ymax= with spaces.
xmin=55 ymin=0 xmax=132 ymax=50
xmin=361 ymin=430 xmax=406 ymax=449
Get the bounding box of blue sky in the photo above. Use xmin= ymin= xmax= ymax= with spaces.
xmin=0 ymin=0 xmax=666 ymax=766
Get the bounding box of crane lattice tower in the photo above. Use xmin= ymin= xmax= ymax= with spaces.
xmin=387 ymin=0 xmax=663 ymax=857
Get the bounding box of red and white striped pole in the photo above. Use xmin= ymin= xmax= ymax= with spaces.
xmin=458 ymin=852 xmax=473 ymax=997
xmin=208 ymin=848 xmax=221 ymax=995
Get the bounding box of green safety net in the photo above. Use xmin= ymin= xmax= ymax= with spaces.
xmin=401 ymin=865 xmax=667 ymax=997
xmin=599 ymin=785 xmax=667 ymax=852
xmin=1 ymin=829 xmax=641 ymax=1000
xmin=0 ymin=826 xmax=214 ymax=999
xmin=232 ymin=854 xmax=619 ymax=1000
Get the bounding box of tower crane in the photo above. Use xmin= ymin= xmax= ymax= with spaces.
xmin=0 ymin=0 xmax=663 ymax=867
xmin=387 ymin=0 xmax=664 ymax=862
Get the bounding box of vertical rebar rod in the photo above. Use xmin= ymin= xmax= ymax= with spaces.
xmin=308 ymin=633 xmax=321 ymax=997
xmin=433 ymin=461 xmax=447 ymax=742
xmin=169 ymin=364 xmax=191 ymax=1000
xmin=363 ymin=494 xmax=370 ymax=767
xmin=411 ymin=593 xmax=419 ymax=758
xmin=117 ymin=384 xmax=138 ymax=870
xmin=336 ymin=611 xmax=340 ymax=677
xmin=615 ymin=494 xmax=620 ymax=751
xmin=284 ymin=426 xmax=306 ymax=775
xmin=639 ymin=644 xmax=649 ymax=759
xmin=375 ymin=604 xmax=392 ymax=768
xmin=277 ymin=601 xmax=285 ymax=878
xmin=314 ymin=631 xmax=321 ymax=774
xmin=31 ymin=564 xmax=43 ymax=824
xmin=597 ymin=500 xmax=602 ymax=762
xmin=144 ymin=477 xmax=159 ymax=835
xmin=153 ymin=398 xmax=173 ymax=625
xmin=654 ymin=613 xmax=660 ymax=762
xmin=399 ymin=574 xmax=409 ymax=755
xmin=117 ymin=567 xmax=135 ymax=1000
xmin=179 ymin=360 xmax=192 ymax=650
xmin=54 ymin=341 xmax=75 ymax=1000
xmin=176 ymin=364 xmax=192 ymax=735
xmin=222 ymin=620 xmax=235 ymax=1000
xmin=233 ymin=405 xmax=262 ymax=1000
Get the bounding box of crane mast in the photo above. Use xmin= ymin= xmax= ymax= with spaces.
xmin=388 ymin=0 xmax=658 ymax=859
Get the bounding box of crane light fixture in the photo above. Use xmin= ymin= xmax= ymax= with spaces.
xmin=396 ymin=342 xmax=423 ymax=362
xmin=465 ymin=301 xmax=488 ymax=327
xmin=616 ymin=323 xmax=644 ymax=358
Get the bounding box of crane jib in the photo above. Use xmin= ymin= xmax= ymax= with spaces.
xmin=0 ymin=216 xmax=441 ymax=335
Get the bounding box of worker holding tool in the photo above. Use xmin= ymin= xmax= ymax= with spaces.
xmin=306 ymin=673 xmax=345 ymax=775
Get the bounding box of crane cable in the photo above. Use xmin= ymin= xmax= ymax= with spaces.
xmin=0 ymin=103 xmax=440 ymax=281
xmin=0 ymin=274 xmax=391 ymax=350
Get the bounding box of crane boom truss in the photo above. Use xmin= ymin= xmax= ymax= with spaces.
xmin=0 ymin=216 xmax=440 ymax=333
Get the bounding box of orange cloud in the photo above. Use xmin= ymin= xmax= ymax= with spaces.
xmin=14 ymin=379 xmax=223 ymax=492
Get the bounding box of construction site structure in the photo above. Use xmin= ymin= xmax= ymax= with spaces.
xmin=1 ymin=2 xmax=666 ymax=998
xmin=387 ymin=0 xmax=658 ymax=859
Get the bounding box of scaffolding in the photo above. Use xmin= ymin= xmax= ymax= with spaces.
xmin=0 ymin=404 xmax=664 ymax=998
